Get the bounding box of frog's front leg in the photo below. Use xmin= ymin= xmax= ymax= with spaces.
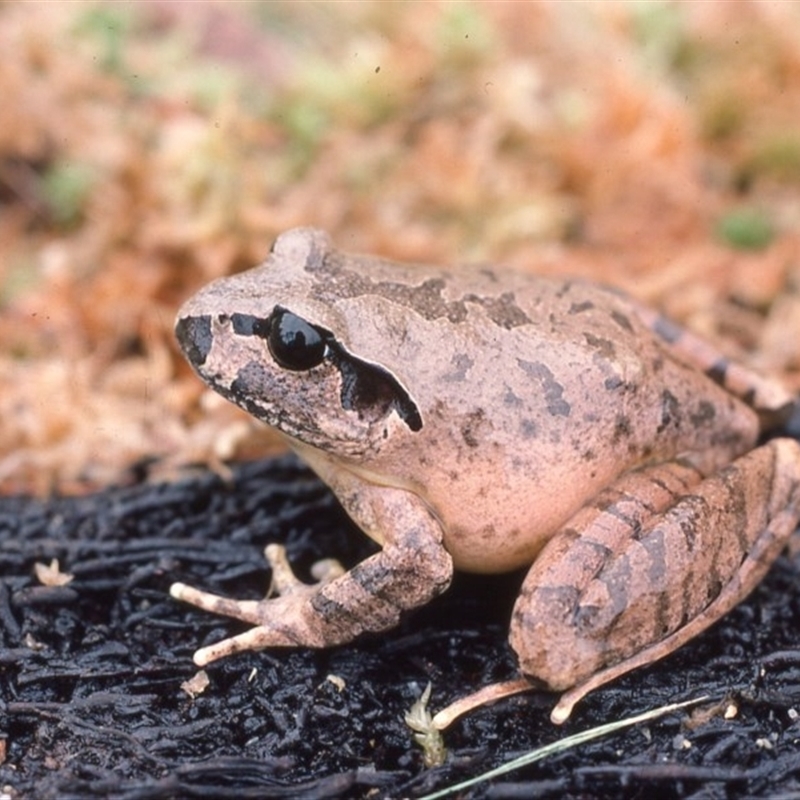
xmin=170 ymin=485 xmax=453 ymax=666
xmin=511 ymin=437 xmax=800 ymax=723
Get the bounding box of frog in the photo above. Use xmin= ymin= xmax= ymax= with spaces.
xmin=171 ymin=227 xmax=800 ymax=724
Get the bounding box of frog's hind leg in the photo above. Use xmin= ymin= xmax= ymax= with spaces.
xmin=508 ymin=437 xmax=800 ymax=725
xmin=631 ymin=301 xmax=795 ymax=429
xmin=433 ymin=457 xmax=711 ymax=730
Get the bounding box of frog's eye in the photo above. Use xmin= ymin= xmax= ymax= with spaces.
xmin=266 ymin=308 xmax=328 ymax=371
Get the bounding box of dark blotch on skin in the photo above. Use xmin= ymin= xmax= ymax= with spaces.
xmin=643 ymin=526 xmax=667 ymax=588
xmin=554 ymin=282 xmax=572 ymax=300
xmin=231 ymin=360 xmax=272 ymax=399
xmin=604 ymin=375 xmax=624 ymax=391
xmin=522 ymin=585 xmax=581 ymax=623
xmin=658 ymin=389 xmax=681 ymax=433
xmin=311 ymin=591 xmax=359 ymax=627
xmin=677 ymin=500 xmax=701 ymax=553
xmin=583 ymin=332 xmax=616 ymax=360
xmin=175 ymin=315 xmax=214 ymax=367
xmin=517 ymin=359 xmax=572 ymax=417
xmin=690 ymin=400 xmax=716 ymax=427
xmin=464 ymin=292 xmax=532 ymax=329
xmin=573 ymin=603 xmax=604 ymax=635
xmin=719 ymin=465 xmax=753 ymax=555
xmin=580 ymin=537 xmax=613 ymax=562
xmin=705 ymin=358 xmax=729 ymax=387
xmin=229 ymin=312 xmax=260 ymax=336
xmin=348 ymin=559 xmax=394 ymax=596
xmin=312 ymin=253 xmax=533 ymax=328
xmin=504 ymin=386 xmax=524 ymax=407
xmin=600 ymin=503 xmax=642 ymax=537
xmin=311 ymin=254 xmax=471 ymax=324
xmin=612 ymin=414 xmax=632 ymax=443
xmin=221 ymin=360 xmax=279 ymax=425
xmin=231 ymin=306 xmax=300 ymax=341
xmin=705 ymin=574 xmax=724 ymax=605
xmin=568 ymin=300 xmax=595 ymax=315
xmin=444 ymin=353 xmax=474 ymax=382
xmin=520 ymin=418 xmax=538 ymax=439
xmin=460 ymin=409 xmax=486 ymax=448
xmin=601 ymin=553 xmax=634 ymax=623
xmin=652 ymin=315 xmax=683 ymax=344
xmin=611 ymin=310 xmax=634 ymax=332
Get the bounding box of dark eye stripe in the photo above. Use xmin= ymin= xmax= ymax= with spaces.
xmin=230 ymin=313 xmax=269 ymax=337
xmin=224 ymin=307 xmax=422 ymax=431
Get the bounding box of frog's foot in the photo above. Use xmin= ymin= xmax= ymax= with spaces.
xmin=431 ymin=678 xmax=536 ymax=731
xmin=172 ymin=487 xmax=453 ymax=668
xmin=169 ymin=544 xmax=345 ymax=665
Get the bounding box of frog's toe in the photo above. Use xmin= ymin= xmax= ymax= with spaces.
xmin=170 ymin=581 xmax=267 ymax=623
xmin=192 ymin=628 xmax=273 ymax=666
xmin=190 ymin=605 xmax=325 ymax=665
xmin=310 ymin=557 xmax=346 ymax=584
xmin=264 ymin=543 xmax=305 ymax=597
xmin=264 ymin=543 xmax=345 ymax=597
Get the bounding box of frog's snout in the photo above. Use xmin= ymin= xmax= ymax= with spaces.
xmin=176 ymin=315 xmax=213 ymax=368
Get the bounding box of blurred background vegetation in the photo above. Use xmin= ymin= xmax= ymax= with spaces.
xmin=1 ymin=1 xmax=798 ymax=494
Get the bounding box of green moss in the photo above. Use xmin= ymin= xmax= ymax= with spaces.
xmin=72 ymin=6 xmax=138 ymax=76
xmin=42 ymin=160 xmax=97 ymax=229
xmin=0 ymin=254 xmax=42 ymax=310
xmin=269 ymin=46 xmax=403 ymax=175
xmin=716 ymin=207 xmax=774 ymax=251
xmin=701 ymin=93 xmax=745 ymax=141
xmin=271 ymin=95 xmax=330 ymax=176
xmin=751 ymin=133 xmax=800 ymax=183
xmin=630 ymin=1 xmax=688 ymax=73
xmin=435 ymin=3 xmax=496 ymax=67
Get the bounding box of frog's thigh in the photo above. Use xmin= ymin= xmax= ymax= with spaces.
xmin=510 ymin=438 xmax=800 ymax=717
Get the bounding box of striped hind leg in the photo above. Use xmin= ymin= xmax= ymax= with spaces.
xmin=508 ymin=437 xmax=800 ymax=723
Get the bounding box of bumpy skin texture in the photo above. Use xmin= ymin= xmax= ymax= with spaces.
xmin=172 ymin=227 xmax=800 ymax=719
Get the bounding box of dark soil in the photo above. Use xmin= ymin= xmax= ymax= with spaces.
xmin=2 ymin=455 xmax=800 ymax=799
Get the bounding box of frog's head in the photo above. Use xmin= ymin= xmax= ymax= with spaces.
xmin=175 ymin=228 xmax=422 ymax=459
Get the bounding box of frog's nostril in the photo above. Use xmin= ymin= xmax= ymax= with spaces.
xmin=175 ymin=315 xmax=213 ymax=366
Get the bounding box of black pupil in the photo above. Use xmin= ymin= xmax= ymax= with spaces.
xmin=268 ymin=309 xmax=327 ymax=371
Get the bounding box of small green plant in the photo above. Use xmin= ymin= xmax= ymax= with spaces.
xmin=42 ymin=160 xmax=97 ymax=229
xmin=716 ymin=207 xmax=774 ymax=251
xmin=418 ymin=695 xmax=712 ymax=800
xmin=72 ymin=6 xmax=137 ymax=75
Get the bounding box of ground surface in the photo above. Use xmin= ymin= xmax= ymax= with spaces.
xmin=2 ymin=456 xmax=800 ymax=799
